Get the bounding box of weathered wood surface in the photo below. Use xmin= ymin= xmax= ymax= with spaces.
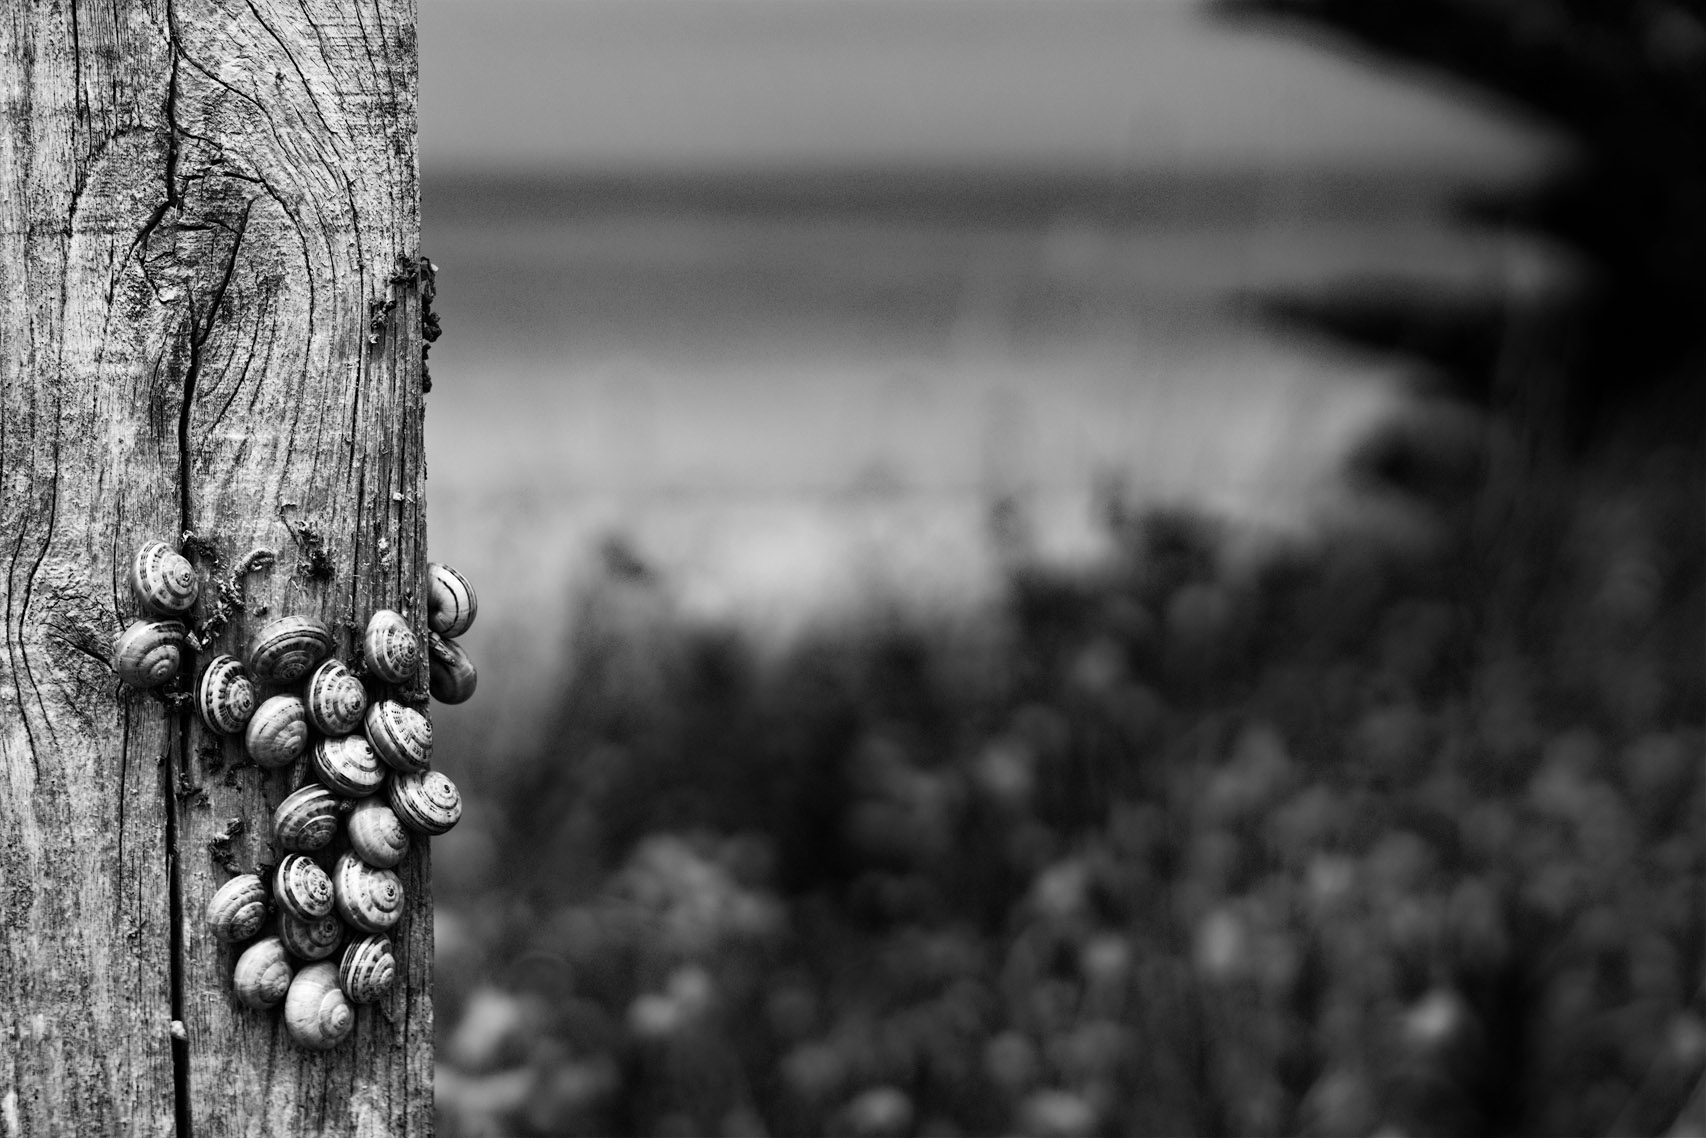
xmin=1 ymin=1 xmax=431 ymax=1135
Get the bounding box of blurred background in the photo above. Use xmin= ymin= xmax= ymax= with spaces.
xmin=418 ymin=2 xmax=1704 ymax=1135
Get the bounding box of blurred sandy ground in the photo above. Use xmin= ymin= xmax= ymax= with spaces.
xmin=416 ymin=0 xmax=1572 ymax=757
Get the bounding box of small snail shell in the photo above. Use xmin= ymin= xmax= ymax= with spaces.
xmin=246 ymin=615 xmax=334 ymax=685
xmin=130 ymin=541 xmax=200 ymax=616
xmin=364 ymin=700 xmax=432 ymax=773
xmin=363 ymin=609 xmax=421 ymax=686
xmin=112 ymin=619 xmax=189 ymax=689
xmin=245 ymin=694 xmax=309 ymax=770
xmin=206 ymin=873 xmax=268 ymax=942
xmin=305 ymin=658 xmax=368 ymax=736
xmin=278 ymin=910 xmax=346 ymax=961
xmin=274 ymin=853 xmax=335 ymax=922
xmin=346 ymin=798 xmax=410 ymax=869
xmin=283 ymin=962 xmax=355 ymax=1052
xmin=427 ymin=632 xmax=478 ymax=705
xmin=339 ymin=935 xmax=397 ymax=1004
xmin=426 ymin=562 xmax=477 ymax=637
xmin=232 ymin=935 xmax=294 ymax=1010
xmin=387 ymin=770 xmax=462 ymax=836
xmin=332 ymin=850 xmax=405 ymax=934
xmin=273 ymin=784 xmax=343 ymax=853
xmin=311 ymin=734 xmax=386 ymax=799
xmin=195 ymin=654 xmax=257 ymax=735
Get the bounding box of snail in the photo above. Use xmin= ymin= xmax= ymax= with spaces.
xmin=245 ymin=694 xmax=310 ymax=769
xmin=130 ymin=540 xmax=200 ymax=616
xmin=346 ymin=798 xmax=410 ymax=869
xmin=387 ymin=769 xmax=462 ymax=836
xmin=272 ymin=784 xmax=343 ymax=853
xmin=427 ymin=632 xmax=477 ymax=705
xmin=364 ymin=700 xmax=431 ymax=773
xmin=426 ymin=562 xmax=477 ymax=638
xmin=274 ymin=853 xmax=335 ymax=922
xmin=305 ymin=658 xmax=368 ymax=736
xmin=232 ymin=936 xmax=294 ymax=1010
xmin=363 ymin=609 xmax=421 ymax=686
xmin=277 ymin=910 xmax=345 ymax=961
xmin=246 ymin=615 xmax=334 ymax=685
xmin=339 ymin=935 xmax=397 ymax=1004
xmin=112 ymin=619 xmax=190 ymax=689
xmin=195 ymin=654 xmax=257 ymax=735
xmin=283 ymin=962 xmax=355 ymax=1051
xmin=205 ymin=873 xmax=268 ymax=942
xmin=311 ymin=734 xmax=386 ymax=799
xmin=332 ymin=850 xmax=405 ymax=934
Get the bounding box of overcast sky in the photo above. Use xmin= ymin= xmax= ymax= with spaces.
xmin=419 ymin=0 xmax=1566 ymax=178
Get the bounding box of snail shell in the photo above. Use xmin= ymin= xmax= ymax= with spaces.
xmin=195 ymin=654 xmax=257 ymax=736
xmin=305 ymin=658 xmax=368 ymax=736
xmin=246 ymin=615 xmax=334 ymax=685
xmin=245 ymin=694 xmax=310 ymax=769
xmin=112 ymin=619 xmax=190 ymax=689
xmin=232 ymin=935 xmax=294 ymax=1010
xmin=274 ymin=853 xmax=335 ymax=922
xmin=206 ymin=873 xmax=268 ymax=943
xmin=427 ymin=632 xmax=477 ymax=705
xmin=283 ymin=961 xmax=355 ymax=1052
xmin=387 ymin=769 xmax=462 ymax=836
xmin=339 ymin=935 xmax=397 ymax=1004
xmin=273 ymin=784 xmax=343 ymax=853
xmin=277 ymin=910 xmax=345 ymax=961
xmin=332 ymin=850 xmax=406 ymax=934
xmin=130 ymin=541 xmax=200 ymax=616
xmin=364 ymin=700 xmax=432 ymax=773
xmin=311 ymin=734 xmax=386 ymax=799
xmin=363 ymin=609 xmax=421 ymax=686
xmin=346 ymin=798 xmax=410 ymax=869
xmin=426 ymin=562 xmax=478 ymax=638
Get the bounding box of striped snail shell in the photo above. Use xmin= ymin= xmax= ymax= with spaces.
xmin=311 ymin=734 xmax=386 ymax=799
xmin=232 ymin=935 xmax=294 ymax=1010
xmin=130 ymin=541 xmax=200 ymax=616
xmin=195 ymin=654 xmax=257 ymax=735
xmin=246 ymin=615 xmax=334 ymax=685
xmin=273 ymin=784 xmax=343 ymax=854
xmin=283 ymin=962 xmax=355 ymax=1052
xmin=332 ymin=850 xmax=406 ymax=934
xmin=339 ymin=935 xmax=397 ymax=1004
xmin=206 ymin=873 xmax=268 ymax=943
xmin=245 ymin=694 xmax=309 ymax=769
xmin=346 ymin=798 xmax=410 ymax=869
xmin=277 ymin=910 xmax=345 ymax=961
xmin=387 ymin=769 xmax=462 ymax=836
xmin=274 ymin=853 xmax=335 ymax=922
xmin=112 ymin=619 xmax=189 ymax=689
xmin=426 ymin=562 xmax=478 ymax=638
xmin=362 ymin=609 xmax=421 ymax=686
xmin=427 ymin=632 xmax=477 ymax=705
xmin=305 ymin=658 xmax=368 ymax=736
xmin=364 ymin=700 xmax=432 ymax=773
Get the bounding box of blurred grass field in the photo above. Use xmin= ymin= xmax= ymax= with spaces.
xmin=412 ymin=1 xmax=1703 ymax=1129
xmin=428 ymin=423 xmax=1702 ymax=1136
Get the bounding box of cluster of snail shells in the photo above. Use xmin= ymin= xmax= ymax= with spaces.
xmin=184 ymin=561 xmax=479 ymax=1051
xmin=425 ymin=563 xmax=479 ymax=705
xmin=112 ymin=542 xmax=199 ymax=688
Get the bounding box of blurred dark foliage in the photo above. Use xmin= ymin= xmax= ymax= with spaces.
xmin=435 ymin=424 xmax=1703 ymax=1136
xmin=1218 ymin=0 xmax=1706 ymax=452
xmin=429 ymin=9 xmax=1706 ymax=1133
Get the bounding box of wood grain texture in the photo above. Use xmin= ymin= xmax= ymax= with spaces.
xmin=1 ymin=1 xmax=430 ymax=1134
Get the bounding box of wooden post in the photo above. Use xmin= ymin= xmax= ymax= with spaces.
xmin=1 ymin=1 xmax=432 ymax=1134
